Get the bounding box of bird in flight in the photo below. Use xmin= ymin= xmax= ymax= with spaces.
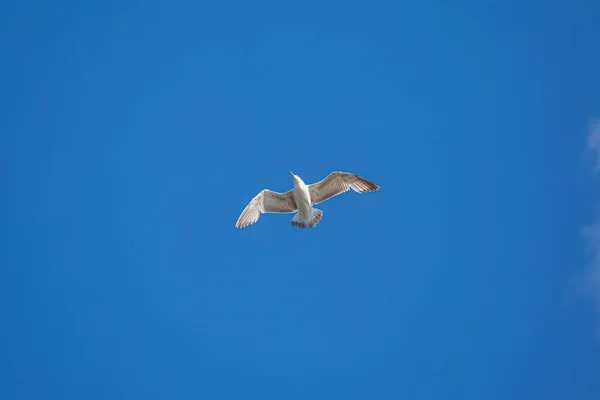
xmin=235 ymin=171 xmax=379 ymax=229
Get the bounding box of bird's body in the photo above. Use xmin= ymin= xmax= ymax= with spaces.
xmin=291 ymin=175 xmax=312 ymax=222
xmin=235 ymin=171 xmax=379 ymax=229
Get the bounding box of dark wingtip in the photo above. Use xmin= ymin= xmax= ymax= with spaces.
xmin=360 ymin=177 xmax=380 ymax=192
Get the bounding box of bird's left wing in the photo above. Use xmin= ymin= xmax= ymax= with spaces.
xmin=235 ymin=189 xmax=297 ymax=228
xmin=308 ymin=171 xmax=379 ymax=205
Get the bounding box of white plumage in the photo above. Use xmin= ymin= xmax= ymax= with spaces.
xmin=235 ymin=171 xmax=379 ymax=229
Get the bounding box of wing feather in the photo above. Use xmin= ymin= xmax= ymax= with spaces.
xmin=308 ymin=172 xmax=379 ymax=205
xmin=235 ymin=189 xmax=297 ymax=228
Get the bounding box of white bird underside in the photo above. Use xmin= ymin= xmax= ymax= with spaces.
xmin=235 ymin=171 xmax=379 ymax=229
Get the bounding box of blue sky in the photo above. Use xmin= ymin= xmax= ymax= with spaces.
xmin=2 ymin=1 xmax=600 ymax=399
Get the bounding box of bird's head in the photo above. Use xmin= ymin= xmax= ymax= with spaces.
xmin=290 ymin=171 xmax=301 ymax=186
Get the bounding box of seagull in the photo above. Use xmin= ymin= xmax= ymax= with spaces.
xmin=235 ymin=171 xmax=379 ymax=229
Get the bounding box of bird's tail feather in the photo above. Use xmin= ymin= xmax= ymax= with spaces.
xmin=309 ymin=208 xmax=323 ymax=228
xmin=291 ymin=209 xmax=324 ymax=229
xmin=290 ymin=213 xmax=307 ymax=229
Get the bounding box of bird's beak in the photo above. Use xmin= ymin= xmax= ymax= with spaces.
xmin=290 ymin=171 xmax=294 ymax=176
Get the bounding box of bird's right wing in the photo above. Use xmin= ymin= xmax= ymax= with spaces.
xmin=235 ymin=189 xmax=297 ymax=228
xmin=308 ymin=171 xmax=379 ymax=205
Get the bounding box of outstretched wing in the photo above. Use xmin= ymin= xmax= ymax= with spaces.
xmin=308 ymin=172 xmax=379 ymax=205
xmin=235 ymin=189 xmax=297 ymax=228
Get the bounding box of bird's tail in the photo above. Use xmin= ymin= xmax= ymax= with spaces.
xmin=290 ymin=213 xmax=307 ymax=229
xmin=309 ymin=208 xmax=323 ymax=228
xmin=290 ymin=208 xmax=323 ymax=229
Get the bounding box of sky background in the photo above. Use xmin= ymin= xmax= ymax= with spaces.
xmin=2 ymin=0 xmax=600 ymax=399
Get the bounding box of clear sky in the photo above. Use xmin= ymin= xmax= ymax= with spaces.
xmin=2 ymin=1 xmax=600 ymax=399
